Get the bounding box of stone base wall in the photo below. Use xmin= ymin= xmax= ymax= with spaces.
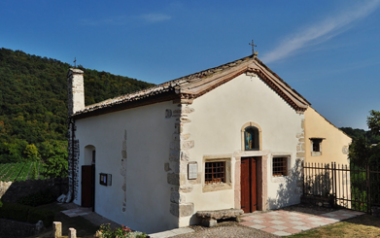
xmin=0 ymin=218 xmax=44 ymax=238
xmin=0 ymin=178 xmax=68 ymax=203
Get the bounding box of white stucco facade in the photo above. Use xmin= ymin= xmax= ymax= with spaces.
xmin=74 ymin=101 xmax=179 ymax=233
xmin=178 ymin=73 xmax=305 ymax=226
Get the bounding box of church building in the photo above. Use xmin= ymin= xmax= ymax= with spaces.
xmin=66 ymin=54 xmax=351 ymax=233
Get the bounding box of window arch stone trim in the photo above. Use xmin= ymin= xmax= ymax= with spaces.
xmin=241 ymin=122 xmax=262 ymax=151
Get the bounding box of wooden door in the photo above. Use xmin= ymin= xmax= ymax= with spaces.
xmin=81 ymin=165 xmax=95 ymax=208
xmin=240 ymin=157 xmax=258 ymax=213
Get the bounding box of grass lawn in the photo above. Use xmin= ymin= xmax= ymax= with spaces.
xmin=29 ymin=203 xmax=99 ymax=238
xmin=289 ymin=214 xmax=380 ymax=238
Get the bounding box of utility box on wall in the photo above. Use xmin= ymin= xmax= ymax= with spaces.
xmin=99 ymin=173 xmax=112 ymax=186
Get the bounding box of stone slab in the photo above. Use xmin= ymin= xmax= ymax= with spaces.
xmin=196 ymin=208 xmax=244 ymax=220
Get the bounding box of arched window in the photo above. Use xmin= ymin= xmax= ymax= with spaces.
xmin=244 ymin=126 xmax=259 ymax=150
xmin=84 ymin=145 xmax=96 ymax=165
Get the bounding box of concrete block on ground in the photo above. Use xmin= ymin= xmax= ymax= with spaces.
xmin=53 ymin=221 xmax=62 ymax=238
xmin=68 ymin=227 xmax=76 ymax=238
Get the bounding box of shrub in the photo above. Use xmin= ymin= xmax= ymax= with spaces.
xmin=17 ymin=188 xmax=55 ymax=207
xmin=97 ymin=223 xmax=147 ymax=238
xmin=0 ymin=202 xmax=53 ymax=227
xmin=0 ymin=202 xmax=31 ymax=222
xmin=27 ymin=207 xmax=54 ymax=227
xmin=0 ymin=199 xmax=2 ymax=208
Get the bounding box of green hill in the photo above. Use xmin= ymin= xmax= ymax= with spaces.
xmin=340 ymin=127 xmax=380 ymax=145
xmin=0 ymin=47 xmax=154 ymax=163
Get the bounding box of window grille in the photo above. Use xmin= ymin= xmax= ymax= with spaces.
xmin=205 ymin=161 xmax=225 ymax=184
xmin=273 ymin=157 xmax=287 ymax=176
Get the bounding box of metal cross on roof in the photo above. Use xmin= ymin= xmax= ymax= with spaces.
xmin=249 ymin=40 xmax=257 ymax=55
xmin=74 ymin=57 xmax=77 ymax=68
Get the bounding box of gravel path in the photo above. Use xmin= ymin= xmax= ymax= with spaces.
xmin=173 ymin=221 xmax=278 ymax=238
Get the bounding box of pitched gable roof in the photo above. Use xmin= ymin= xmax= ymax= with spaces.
xmin=73 ymin=54 xmax=310 ymax=118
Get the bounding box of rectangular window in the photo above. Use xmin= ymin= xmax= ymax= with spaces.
xmin=205 ymin=161 xmax=225 ymax=184
xmin=273 ymin=157 xmax=287 ymax=177
xmin=311 ymin=139 xmax=322 ymax=152
xmin=310 ymin=138 xmax=323 ymax=156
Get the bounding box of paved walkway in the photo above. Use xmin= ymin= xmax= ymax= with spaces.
xmin=240 ymin=209 xmax=364 ymax=236
xmin=59 ymin=203 xmax=121 ymax=230
xmin=60 ymin=204 xmax=195 ymax=237
xmin=61 ymin=207 xmax=92 ymax=217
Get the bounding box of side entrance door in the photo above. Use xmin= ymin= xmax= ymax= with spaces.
xmin=241 ymin=157 xmax=258 ymax=213
xmin=81 ymin=165 xmax=95 ymax=208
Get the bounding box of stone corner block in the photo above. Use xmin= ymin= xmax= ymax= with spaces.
xmin=170 ymin=202 xmax=194 ymax=218
xmin=167 ymin=173 xmax=180 ymax=186
xmin=180 ymin=203 xmax=194 ymax=217
xmin=182 ymin=141 xmax=194 ymax=150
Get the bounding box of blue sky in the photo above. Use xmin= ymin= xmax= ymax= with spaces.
xmin=1 ymin=0 xmax=379 ymax=129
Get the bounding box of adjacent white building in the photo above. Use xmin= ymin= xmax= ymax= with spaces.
xmin=67 ymin=55 xmax=314 ymax=233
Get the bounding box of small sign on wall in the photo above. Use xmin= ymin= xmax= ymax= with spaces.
xmin=188 ymin=162 xmax=198 ymax=180
xmin=100 ymin=173 xmax=112 ymax=186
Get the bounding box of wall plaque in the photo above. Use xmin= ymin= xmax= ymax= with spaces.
xmin=188 ymin=162 xmax=197 ymax=180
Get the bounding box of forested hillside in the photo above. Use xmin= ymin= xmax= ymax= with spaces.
xmin=0 ymin=48 xmax=154 ymax=163
xmin=340 ymin=127 xmax=380 ymax=144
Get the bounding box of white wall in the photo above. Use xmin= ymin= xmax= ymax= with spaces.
xmin=74 ymin=101 xmax=178 ymax=233
xmin=180 ymin=73 xmax=304 ymax=226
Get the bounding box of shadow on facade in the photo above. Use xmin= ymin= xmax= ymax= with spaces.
xmin=267 ymin=159 xmax=304 ymax=209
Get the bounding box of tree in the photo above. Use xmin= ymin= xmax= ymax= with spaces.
xmin=24 ymin=144 xmax=40 ymax=161
xmin=41 ymin=156 xmax=68 ymax=178
xmin=350 ymin=110 xmax=380 ymax=168
xmin=367 ymin=110 xmax=380 ymax=136
xmin=39 ymin=140 xmax=68 ymax=178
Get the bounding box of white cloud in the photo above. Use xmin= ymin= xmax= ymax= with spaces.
xmin=81 ymin=13 xmax=171 ymax=26
xmin=261 ymin=1 xmax=380 ymax=64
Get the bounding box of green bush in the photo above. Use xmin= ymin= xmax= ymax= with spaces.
xmin=0 ymin=202 xmax=31 ymax=222
xmin=27 ymin=207 xmax=54 ymax=227
xmin=0 ymin=202 xmax=53 ymax=227
xmin=17 ymin=188 xmax=55 ymax=207
xmin=0 ymin=199 xmax=2 ymax=208
xmin=98 ymin=223 xmax=147 ymax=238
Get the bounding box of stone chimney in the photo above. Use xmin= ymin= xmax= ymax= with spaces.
xmin=67 ymin=68 xmax=85 ymax=116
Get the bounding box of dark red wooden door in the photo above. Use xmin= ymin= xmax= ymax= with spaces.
xmin=81 ymin=165 xmax=95 ymax=208
xmin=240 ymin=157 xmax=258 ymax=213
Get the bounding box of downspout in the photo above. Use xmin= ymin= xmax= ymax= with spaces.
xmin=70 ymin=117 xmax=75 ymax=203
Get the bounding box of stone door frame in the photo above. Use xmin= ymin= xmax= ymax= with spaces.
xmin=234 ymin=150 xmax=269 ymax=211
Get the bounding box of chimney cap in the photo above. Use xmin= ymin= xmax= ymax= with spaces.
xmin=69 ymin=68 xmax=84 ymax=74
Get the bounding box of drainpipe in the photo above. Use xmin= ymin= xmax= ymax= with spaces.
xmin=70 ymin=117 xmax=75 ymax=203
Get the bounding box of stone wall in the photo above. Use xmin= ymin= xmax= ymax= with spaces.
xmin=0 ymin=177 xmax=68 ymax=203
xmin=0 ymin=218 xmax=44 ymax=238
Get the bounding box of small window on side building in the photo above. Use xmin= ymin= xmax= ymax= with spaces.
xmin=310 ymin=138 xmax=324 ymax=156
